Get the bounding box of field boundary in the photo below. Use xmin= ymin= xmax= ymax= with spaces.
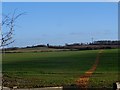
xmin=76 ymin=50 xmax=103 ymax=88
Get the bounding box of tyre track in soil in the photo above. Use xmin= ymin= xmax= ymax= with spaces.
xmin=76 ymin=50 xmax=103 ymax=89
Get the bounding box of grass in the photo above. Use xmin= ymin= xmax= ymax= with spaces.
xmin=2 ymin=49 xmax=119 ymax=88
xmin=88 ymin=49 xmax=119 ymax=88
xmin=3 ymin=50 xmax=98 ymax=88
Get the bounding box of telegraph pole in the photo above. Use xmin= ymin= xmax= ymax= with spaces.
xmin=92 ymin=37 xmax=94 ymax=43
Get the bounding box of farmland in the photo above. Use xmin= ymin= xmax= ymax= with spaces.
xmin=88 ymin=49 xmax=119 ymax=88
xmin=2 ymin=49 xmax=119 ymax=88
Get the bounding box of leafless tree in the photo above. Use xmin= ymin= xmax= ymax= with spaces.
xmin=0 ymin=10 xmax=25 ymax=47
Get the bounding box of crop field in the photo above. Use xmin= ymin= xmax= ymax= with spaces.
xmin=2 ymin=49 xmax=119 ymax=88
xmin=88 ymin=49 xmax=119 ymax=88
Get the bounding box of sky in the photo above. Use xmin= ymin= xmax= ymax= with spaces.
xmin=2 ymin=2 xmax=118 ymax=47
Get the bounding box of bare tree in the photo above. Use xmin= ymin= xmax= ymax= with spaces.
xmin=0 ymin=10 xmax=25 ymax=47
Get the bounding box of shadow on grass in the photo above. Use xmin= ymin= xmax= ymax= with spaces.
xmin=63 ymin=84 xmax=113 ymax=90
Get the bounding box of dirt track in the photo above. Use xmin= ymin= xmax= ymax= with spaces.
xmin=76 ymin=50 xmax=103 ymax=89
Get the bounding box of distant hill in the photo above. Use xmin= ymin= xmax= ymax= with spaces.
xmin=3 ymin=40 xmax=119 ymax=53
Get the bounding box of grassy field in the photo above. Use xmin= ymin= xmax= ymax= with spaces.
xmin=88 ymin=49 xmax=119 ymax=88
xmin=2 ymin=49 xmax=119 ymax=88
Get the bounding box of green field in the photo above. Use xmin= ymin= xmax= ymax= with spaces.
xmin=88 ymin=49 xmax=119 ymax=88
xmin=2 ymin=49 xmax=119 ymax=88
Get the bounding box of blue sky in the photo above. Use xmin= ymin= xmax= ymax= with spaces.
xmin=2 ymin=2 xmax=118 ymax=47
